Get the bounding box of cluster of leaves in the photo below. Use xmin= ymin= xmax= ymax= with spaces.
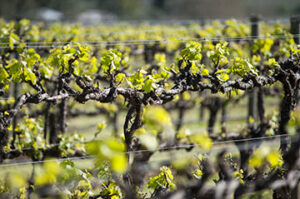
xmin=147 ymin=166 xmax=176 ymax=193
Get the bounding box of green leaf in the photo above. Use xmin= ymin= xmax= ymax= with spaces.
xmin=39 ymin=63 xmax=53 ymax=79
xmin=97 ymin=123 xmax=107 ymax=131
xmin=215 ymin=69 xmax=226 ymax=74
xmin=127 ymin=71 xmax=145 ymax=89
xmin=219 ymin=73 xmax=229 ymax=81
xmin=115 ymin=73 xmax=126 ymax=83
xmin=228 ymin=57 xmax=258 ymax=76
xmin=101 ymin=49 xmax=122 ymax=75
xmin=201 ymin=68 xmax=209 ymax=76
xmin=0 ymin=65 xmax=9 ymax=84
xmin=215 ymin=70 xmax=229 ymax=82
xmin=207 ymin=42 xmax=229 ymax=65
xmin=181 ymin=42 xmax=202 ymax=61
xmin=190 ymin=62 xmax=200 ymax=74
xmin=264 ymin=58 xmax=280 ymax=68
xmin=267 ymin=151 xmax=283 ymax=167
xmin=23 ymin=67 xmax=37 ymax=85
xmin=144 ymin=78 xmax=156 ymax=93
xmin=147 ymin=166 xmax=176 ymax=192
xmin=99 ymin=182 xmax=122 ymax=199
xmin=77 ymin=44 xmax=91 ymax=62
xmin=7 ymin=59 xmax=22 ymax=83
xmin=160 ymin=70 xmax=170 ymax=79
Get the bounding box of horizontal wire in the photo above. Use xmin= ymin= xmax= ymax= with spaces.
xmin=0 ymin=155 xmax=95 ymax=168
xmin=126 ymin=133 xmax=292 ymax=154
xmin=0 ymin=24 xmax=243 ymax=40
xmin=0 ymin=33 xmax=297 ymax=46
xmin=0 ymin=34 xmax=298 ymax=50
xmin=7 ymin=128 xmax=290 ymax=153
xmin=0 ymin=98 xmax=14 ymax=101
xmin=7 ymin=139 xmax=95 ymax=153
xmin=0 ymin=132 xmax=296 ymax=168
xmin=148 ymin=133 xmax=294 ymax=165
xmin=0 ymin=26 xmax=231 ymax=43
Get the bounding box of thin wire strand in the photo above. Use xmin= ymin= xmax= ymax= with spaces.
xmin=0 ymin=34 xmax=298 ymax=50
xmin=2 ymin=133 xmax=293 ymax=160
xmin=0 ymin=26 xmax=226 ymax=42
xmin=4 ymin=118 xmax=284 ymax=154
xmin=0 ymin=98 xmax=14 ymax=101
xmin=0 ymin=33 xmax=297 ymax=46
xmin=0 ymin=132 xmax=297 ymax=168
xmin=125 ymin=133 xmax=292 ymax=154
xmin=0 ymin=155 xmax=95 ymax=168
xmin=0 ymin=24 xmax=244 ymax=40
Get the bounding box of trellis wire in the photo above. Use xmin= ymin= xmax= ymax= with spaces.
xmin=0 ymin=25 xmax=240 ymax=41
xmin=0 ymin=155 xmax=95 ymax=168
xmin=0 ymin=133 xmax=296 ymax=168
xmin=6 ymin=132 xmax=292 ymax=153
xmin=0 ymin=97 xmax=14 ymax=101
xmin=0 ymin=38 xmax=296 ymax=50
xmin=0 ymin=33 xmax=297 ymax=48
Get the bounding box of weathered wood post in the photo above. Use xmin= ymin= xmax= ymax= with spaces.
xmin=248 ymin=15 xmax=260 ymax=125
xmin=290 ymin=16 xmax=300 ymax=44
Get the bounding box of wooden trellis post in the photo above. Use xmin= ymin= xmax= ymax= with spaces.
xmin=291 ymin=16 xmax=300 ymax=44
xmin=248 ymin=15 xmax=260 ymax=125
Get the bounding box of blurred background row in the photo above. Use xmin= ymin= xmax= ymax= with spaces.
xmin=1 ymin=0 xmax=300 ymax=23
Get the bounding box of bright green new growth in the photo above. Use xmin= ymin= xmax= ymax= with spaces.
xmin=147 ymin=166 xmax=176 ymax=192
xmin=181 ymin=42 xmax=202 ymax=61
xmin=207 ymin=42 xmax=229 ymax=66
xmin=228 ymin=57 xmax=258 ymax=76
